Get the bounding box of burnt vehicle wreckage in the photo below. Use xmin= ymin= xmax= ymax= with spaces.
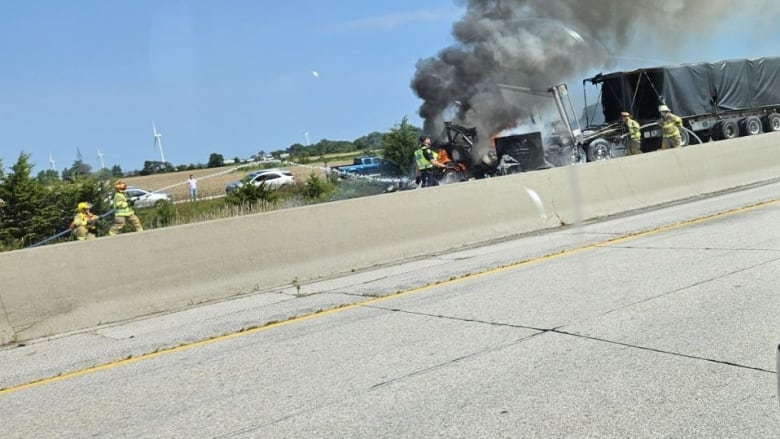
xmin=380 ymin=56 xmax=780 ymax=190
xmin=424 ymin=56 xmax=780 ymax=185
xmin=426 ymin=122 xmax=551 ymax=185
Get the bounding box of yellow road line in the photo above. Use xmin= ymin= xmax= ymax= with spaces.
xmin=2 ymin=198 xmax=777 ymax=395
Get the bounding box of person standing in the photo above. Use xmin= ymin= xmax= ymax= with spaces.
xmin=413 ymin=135 xmax=445 ymax=188
xmin=620 ymin=111 xmax=643 ymax=155
xmin=70 ymin=202 xmax=98 ymax=240
xmin=658 ymin=104 xmax=683 ymax=150
xmin=108 ymin=181 xmax=143 ymax=236
xmin=187 ymin=174 xmax=198 ymax=201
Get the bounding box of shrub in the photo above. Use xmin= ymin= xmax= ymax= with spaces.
xmin=225 ymin=180 xmax=279 ymax=208
xmin=302 ymin=173 xmax=336 ymax=201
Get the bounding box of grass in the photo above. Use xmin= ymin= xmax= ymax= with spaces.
xmin=130 ymin=176 xmax=388 ymax=231
xmin=117 ymin=156 xmax=392 ymax=232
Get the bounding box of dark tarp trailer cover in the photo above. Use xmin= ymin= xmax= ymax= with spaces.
xmin=593 ymin=57 xmax=780 ymax=123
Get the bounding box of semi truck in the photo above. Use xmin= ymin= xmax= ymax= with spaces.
xmin=548 ymin=56 xmax=780 ymax=161
xmin=419 ymin=57 xmax=780 ymax=185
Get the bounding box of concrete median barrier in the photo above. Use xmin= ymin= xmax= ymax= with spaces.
xmin=0 ymin=305 xmax=12 ymax=346
xmin=0 ymin=133 xmax=778 ymax=345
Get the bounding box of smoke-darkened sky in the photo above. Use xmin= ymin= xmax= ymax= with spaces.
xmin=411 ymin=0 xmax=780 ymax=141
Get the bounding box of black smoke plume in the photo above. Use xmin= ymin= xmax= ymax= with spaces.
xmin=411 ymin=0 xmax=778 ymax=146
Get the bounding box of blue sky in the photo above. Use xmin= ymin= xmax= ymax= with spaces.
xmin=0 ymin=1 xmax=776 ymax=174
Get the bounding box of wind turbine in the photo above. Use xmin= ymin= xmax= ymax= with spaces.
xmin=152 ymin=121 xmax=166 ymax=163
xmin=304 ymin=131 xmax=310 ymax=146
xmin=49 ymin=153 xmax=56 ymax=171
xmin=97 ymin=149 xmax=106 ymax=169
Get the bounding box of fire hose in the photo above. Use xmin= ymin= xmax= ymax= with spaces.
xmin=26 ymin=164 xmax=255 ymax=248
xmin=27 ymin=209 xmax=117 ymax=248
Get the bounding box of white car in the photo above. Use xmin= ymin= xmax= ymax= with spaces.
xmin=119 ymin=186 xmax=172 ymax=208
xmin=225 ymin=169 xmax=295 ymax=193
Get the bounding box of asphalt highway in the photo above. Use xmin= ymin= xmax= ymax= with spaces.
xmin=2 ymin=180 xmax=779 ymax=438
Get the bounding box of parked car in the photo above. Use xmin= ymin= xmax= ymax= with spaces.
xmin=107 ymin=186 xmax=172 ymax=208
xmin=225 ymin=169 xmax=295 ymax=194
xmin=333 ymin=156 xmax=386 ymax=176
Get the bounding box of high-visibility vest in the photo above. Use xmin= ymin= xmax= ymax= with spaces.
xmin=113 ymin=192 xmax=135 ymax=217
xmin=414 ymin=146 xmax=437 ymax=171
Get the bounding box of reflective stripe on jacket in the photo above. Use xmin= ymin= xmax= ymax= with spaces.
xmin=661 ymin=113 xmax=683 ymax=138
xmin=113 ymin=192 xmax=135 ymax=217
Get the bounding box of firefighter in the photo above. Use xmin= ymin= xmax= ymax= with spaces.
xmin=70 ymin=202 xmax=98 ymax=240
xmin=108 ymin=181 xmax=143 ymax=236
xmin=620 ymin=111 xmax=642 ymax=155
xmin=414 ymin=135 xmax=445 ymax=188
xmin=658 ymin=104 xmax=683 ymax=149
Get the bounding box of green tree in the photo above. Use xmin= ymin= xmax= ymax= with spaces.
xmin=354 ymin=131 xmax=384 ymax=150
xmin=381 ymin=116 xmax=420 ymax=176
xmin=110 ymin=165 xmax=124 ymax=177
xmin=61 ymin=159 xmax=93 ymax=181
xmin=36 ymin=169 xmax=61 ymax=185
xmin=92 ymin=167 xmax=115 ymax=181
xmin=0 ymin=153 xmax=62 ymax=248
xmin=314 ymin=141 xmax=327 ymax=158
xmin=288 ymin=143 xmax=306 ymax=155
xmin=140 ymin=160 xmax=173 ymax=175
xmin=207 ymin=153 xmax=224 ymax=168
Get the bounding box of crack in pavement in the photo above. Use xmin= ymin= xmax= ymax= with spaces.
xmin=365 ymin=306 xmax=776 ymax=382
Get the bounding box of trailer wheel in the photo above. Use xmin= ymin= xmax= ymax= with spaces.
xmin=740 ymin=116 xmax=763 ymax=136
xmin=693 ymin=130 xmax=710 ymax=144
xmin=587 ymin=138 xmax=613 ymax=161
xmin=679 ymin=129 xmax=690 ymax=147
xmin=764 ymin=113 xmax=780 ymax=132
xmin=718 ymin=120 xmax=739 ymax=139
xmin=710 ymin=125 xmax=721 ymax=141
xmin=558 ymin=145 xmax=586 ymax=166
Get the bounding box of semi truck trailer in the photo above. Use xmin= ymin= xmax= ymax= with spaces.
xmin=559 ymin=56 xmax=780 ymax=160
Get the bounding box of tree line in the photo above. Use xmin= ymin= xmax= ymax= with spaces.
xmin=0 ymin=117 xmax=422 ymax=252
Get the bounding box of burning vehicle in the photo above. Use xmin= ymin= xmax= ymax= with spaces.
xmin=422 ymin=121 xmax=554 ymax=185
xmin=428 ymin=55 xmax=780 ymax=182
xmin=409 ymin=1 xmax=780 ymax=179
